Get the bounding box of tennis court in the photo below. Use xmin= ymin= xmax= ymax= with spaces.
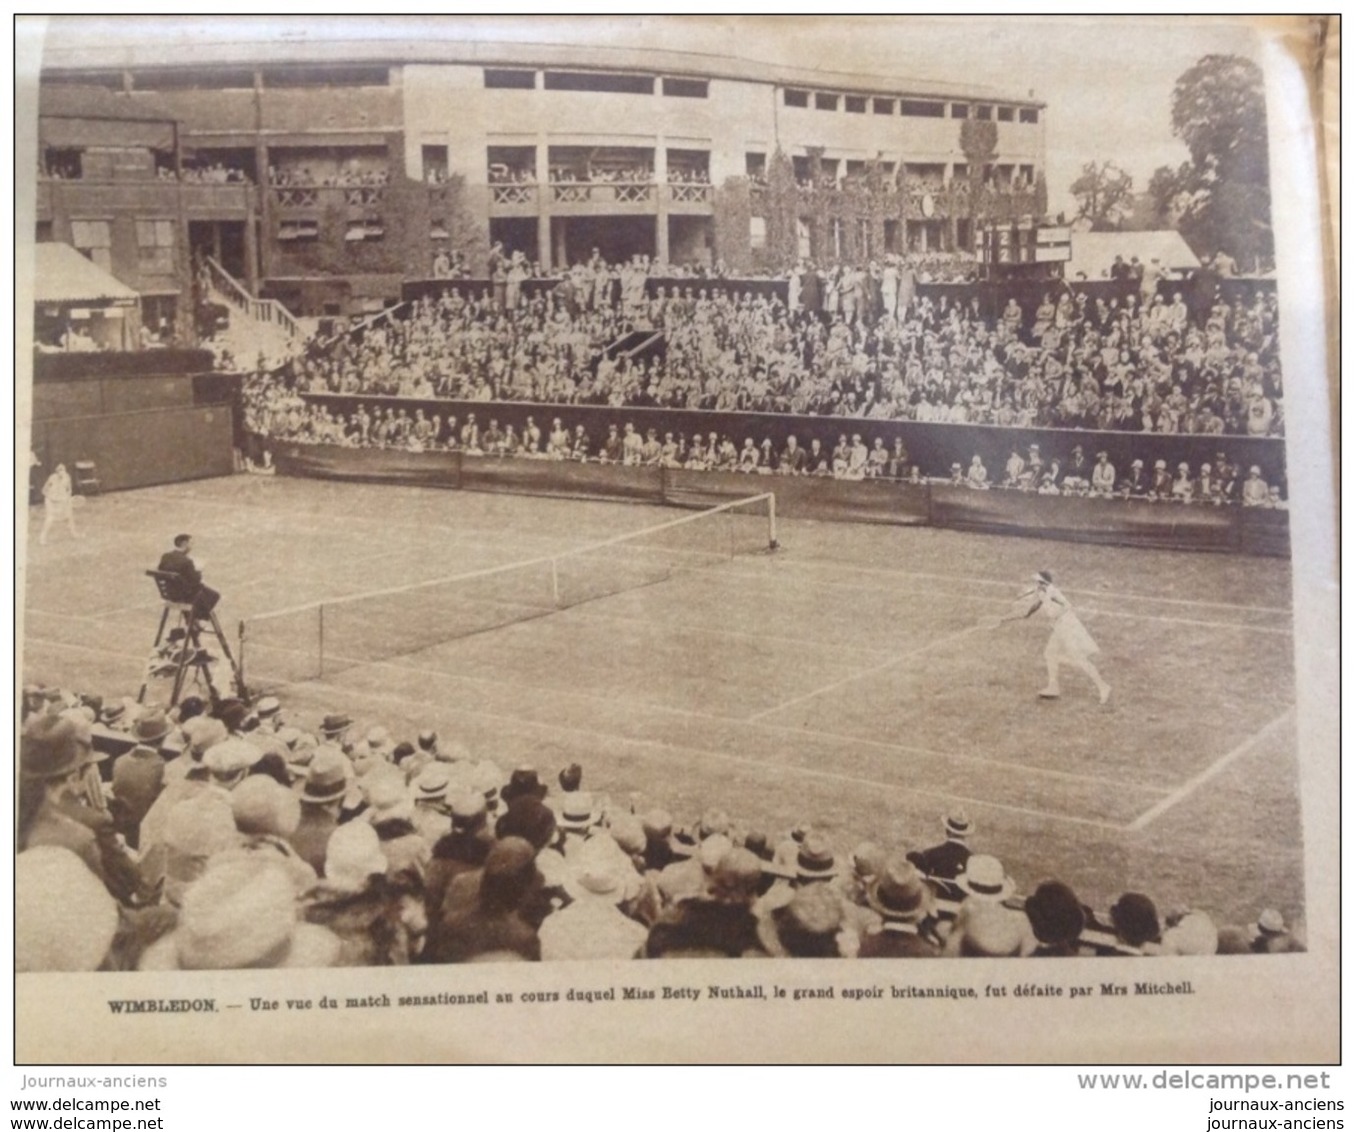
xmin=21 ymin=474 xmax=1301 ymax=927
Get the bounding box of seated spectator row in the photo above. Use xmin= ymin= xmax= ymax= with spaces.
xmin=245 ymin=379 xmax=1285 ymax=506
xmin=17 ymin=685 xmax=1303 ymax=971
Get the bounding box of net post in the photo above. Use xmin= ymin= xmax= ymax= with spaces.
xmin=766 ymin=491 xmax=779 ymax=550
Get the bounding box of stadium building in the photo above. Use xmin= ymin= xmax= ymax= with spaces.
xmin=38 ymin=37 xmax=1046 ymax=323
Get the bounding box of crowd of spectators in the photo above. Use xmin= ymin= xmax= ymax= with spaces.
xmin=244 ymin=375 xmax=1285 ymax=505
xmin=267 ymin=164 xmax=390 ymax=190
xmin=17 ymin=685 xmax=1303 ymax=970
xmin=255 ymin=247 xmax=1284 ymax=444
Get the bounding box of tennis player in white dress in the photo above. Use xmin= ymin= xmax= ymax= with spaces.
xmin=996 ymin=570 xmax=1111 ymax=704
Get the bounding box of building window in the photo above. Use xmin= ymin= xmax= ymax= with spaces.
xmin=976 ymin=105 xmax=993 ymax=120
xmin=749 ymin=216 xmax=767 ymax=250
xmin=784 ymin=88 xmax=809 ymax=108
xmin=831 ymin=218 xmax=844 ymax=259
xmin=1020 ymin=107 xmax=1040 ymax=124
xmin=262 ymin=65 xmax=388 ymax=87
xmin=997 ymin=106 xmax=1015 ymax=122
xmin=136 ymin=219 xmax=175 ymax=273
xmin=845 ymin=95 xmax=867 ymax=114
xmin=133 ymin=68 xmax=254 ymax=91
xmin=814 ymin=92 xmax=839 ymax=111
xmin=662 ymin=77 xmax=707 ymax=98
xmin=70 ymin=219 xmax=111 ymax=271
xmin=873 ymin=97 xmax=894 ymax=115
xmin=422 ymin=145 xmax=449 ymax=182
xmin=745 ymin=152 xmax=766 ymax=179
xmin=543 ymin=71 xmax=653 ymax=94
xmin=950 ymin=102 xmax=970 ymax=119
xmin=484 ymin=68 xmax=535 ymax=89
xmin=857 ymin=218 xmax=871 ymax=258
xmin=36 ymin=220 xmax=53 ymax=243
xmin=899 ymin=99 xmax=945 ymax=118
xmin=796 ymin=218 xmax=811 ymax=260
xmin=277 ymin=219 xmax=319 ymax=242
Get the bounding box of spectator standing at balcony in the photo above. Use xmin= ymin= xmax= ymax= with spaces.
xmin=995 ymin=570 xmax=1112 ymax=704
xmin=1170 ymin=462 xmax=1196 ymax=503
xmin=1003 ymin=448 xmax=1025 ymax=487
xmin=966 ymin=455 xmax=989 ymax=489
xmin=1149 ymin=458 xmax=1173 ymax=499
xmin=488 ymin=242 xmax=508 ymax=310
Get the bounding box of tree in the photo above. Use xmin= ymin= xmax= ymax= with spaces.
xmin=959 ymin=118 xmax=998 ymax=219
xmin=1069 ymin=160 xmax=1135 ymax=230
xmin=1168 ymin=54 xmax=1272 ymax=268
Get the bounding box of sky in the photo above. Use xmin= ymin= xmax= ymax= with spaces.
xmin=37 ymin=15 xmax=1292 ymax=215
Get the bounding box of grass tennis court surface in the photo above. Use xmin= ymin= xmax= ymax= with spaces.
xmin=22 ymin=474 xmax=1301 ymax=929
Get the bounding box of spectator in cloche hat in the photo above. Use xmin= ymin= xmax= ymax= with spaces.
xmin=1108 ymin=891 xmax=1163 ymax=956
xmin=757 ymin=883 xmax=855 ymax=958
xmin=17 ymin=847 xmax=120 ymax=973
xmin=229 ymin=775 xmax=315 ymax=893
xmin=538 ymin=839 xmax=647 ymax=961
xmin=141 ymin=852 xmax=341 ymax=971
xmin=1023 ymin=880 xmax=1087 ymax=957
xmin=943 ymin=899 xmax=1028 ymax=958
xmin=304 ymin=820 xmax=427 ymax=966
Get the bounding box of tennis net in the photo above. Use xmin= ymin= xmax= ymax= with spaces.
xmin=239 ymin=492 xmax=777 ymax=687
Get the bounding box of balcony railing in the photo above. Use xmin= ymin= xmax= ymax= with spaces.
xmin=272 ymin=185 xmax=387 ymax=209
xmin=491 ymin=183 xmax=538 ymax=205
xmin=550 ymin=181 xmax=655 ymax=205
xmin=668 ymin=182 xmax=712 ymax=204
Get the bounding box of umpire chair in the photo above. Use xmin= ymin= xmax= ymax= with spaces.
xmin=138 ymin=570 xmax=249 ymax=709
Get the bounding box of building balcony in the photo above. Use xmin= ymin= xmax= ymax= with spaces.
xmin=550 ymin=181 xmax=655 ymax=208
xmin=489 ymin=182 xmax=539 ymax=216
xmin=665 ymin=181 xmax=713 ymax=213
xmin=271 ymin=184 xmax=387 ymax=212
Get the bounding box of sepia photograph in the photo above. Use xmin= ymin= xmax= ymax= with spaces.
xmin=12 ymin=14 xmax=1338 ymax=1067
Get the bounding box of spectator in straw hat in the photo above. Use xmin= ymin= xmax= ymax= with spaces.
xmin=16 ymin=847 xmax=120 ymax=973
xmin=1248 ymin=908 xmax=1302 ymax=954
xmin=202 ymin=737 xmax=259 ymax=792
xmin=538 ymin=841 xmax=647 ymax=961
xmin=645 ymin=847 xmax=765 ymax=958
xmin=305 ymin=820 xmax=427 ymax=965
xmin=163 ymin=715 xmax=228 ymax=788
xmin=858 ymin=857 xmax=942 ymax=958
xmin=141 ymin=852 xmax=341 ymax=971
xmin=955 ymin=853 xmax=1017 ymax=905
xmin=411 ymin=764 xmax=454 ymax=845
xmin=363 ymin=772 xmax=429 ymax=881
xmin=427 ymin=791 xmax=494 ymax=899
xmin=907 ymin=809 xmax=973 ymax=886
xmin=319 ymin=713 xmax=352 ymax=743
xmin=288 ymin=748 xmax=350 ymax=874
xmin=110 ymin=709 xmax=170 ymax=848
xmin=1160 ymin=909 xmax=1218 ymax=956
xmin=422 ymin=836 xmax=543 ymax=964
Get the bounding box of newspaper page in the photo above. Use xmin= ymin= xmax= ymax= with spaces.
xmin=12 ymin=14 xmax=1338 ymax=1065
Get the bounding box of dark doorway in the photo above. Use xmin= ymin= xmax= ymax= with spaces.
xmin=550 ymin=214 xmax=656 ymax=268
xmin=189 ymin=220 xmax=248 ymax=282
xmin=489 ymin=217 xmax=539 ymax=264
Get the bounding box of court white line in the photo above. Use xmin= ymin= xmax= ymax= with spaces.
xmin=279 ymin=679 xmax=1134 ymax=833
xmin=749 ymin=555 xmax=1291 ymax=616
xmin=1127 ymin=709 xmax=1296 ymax=831
xmin=713 ymin=563 xmax=1291 ymax=634
xmin=745 ymin=623 xmax=984 ymax=722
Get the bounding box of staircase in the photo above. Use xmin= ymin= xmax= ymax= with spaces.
xmin=202 ymin=258 xmax=312 ymax=370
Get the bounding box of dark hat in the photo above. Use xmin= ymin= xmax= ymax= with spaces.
xmin=320 ymin=713 xmax=352 ymax=738
xmin=867 ymin=858 xmax=936 ymax=923
xmin=20 ymin=715 xmax=104 ymax=780
xmin=1033 ymin=570 xmax=1053 ymax=585
xmin=557 ymin=763 xmax=583 ymax=793
xmin=480 ymin=837 xmax=542 ymax=908
xmin=1109 ymin=892 xmax=1160 ymax=947
xmin=417 ymin=729 xmax=438 ymax=751
xmin=216 ymin=699 xmax=251 ymax=733
xmin=1024 ymin=881 xmax=1085 ymax=946
xmin=944 ymin=809 xmax=972 ymax=839
xmin=132 ymin=709 xmax=173 ymax=746
xmin=494 ymin=798 xmax=557 ymax=851
xmin=501 ymin=766 xmax=548 ymax=806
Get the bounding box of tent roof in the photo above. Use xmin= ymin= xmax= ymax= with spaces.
xmin=1067 ymin=230 xmax=1201 ymax=280
xmin=34 ymin=242 xmax=140 ymax=305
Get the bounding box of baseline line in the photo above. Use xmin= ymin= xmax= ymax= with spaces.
xmin=745 ymin=624 xmax=985 ymax=721
xmin=1127 ymin=709 xmax=1296 ymax=831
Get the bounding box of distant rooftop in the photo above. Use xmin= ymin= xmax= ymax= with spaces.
xmin=41 ymin=31 xmax=1043 ymax=107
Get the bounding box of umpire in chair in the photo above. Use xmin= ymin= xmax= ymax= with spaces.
xmin=157 ymin=533 xmax=220 ymax=622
